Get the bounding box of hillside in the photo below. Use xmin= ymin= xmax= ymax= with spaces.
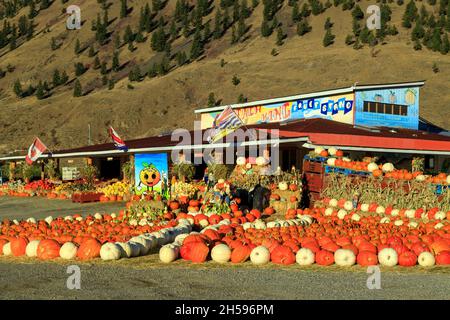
xmin=0 ymin=0 xmax=449 ymax=155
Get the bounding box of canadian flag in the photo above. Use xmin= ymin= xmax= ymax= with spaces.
xmin=25 ymin=138 xmax=48 ymax=165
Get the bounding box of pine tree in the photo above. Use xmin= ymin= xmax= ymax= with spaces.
xmin=411 ymin=19 xmax=425 ymax=40
xmin=36 ymin=81 xmax=45 ymax=100
xmin=190 ymin=29 xmax=203 ymax=60
xmin=261 ymin=18 xmax=272 ymax=37
xmin=9 ymin=26 xmax=17 ymax=50
xmin=73 ymin=80 xmax=82 ymax=97
xmin=53 ymin=69 xmax=61 ymax=86
xmin=151 ymin=23 xmax=166 ymax=52
xmin=276 ymin=26 xmax=285 ymax=45
xmin=26 ymin=20 xmax=34 ymax=40
xmin=430 ymin=27 xmax=442 ymax=51
xmin=88 ymin=44 xmax=96 ymax=57
xmin=297 ymin=19 xmax=311 ymax=36
xmin=13 ymin=79 xmax=23 ymax=98
xmin=61 ymin=71 xmax=69 ymax=84
xmin=114 ymin=33 xmax=121 ymax=49
xmin=123 ymin=25 xmax=134 ymax=44
xmin=28 ymin=1 xmax=37 ymax=19
xmin=148 ymin=63 xmax=158 ymax=78
xmin=203 ymin=20 xmax=211 ymax=42
xmin=441 ymin=33 xmax=449 ymax=54
xmin=237 ymin=15 xmax=246 ymax=41
xmin=93 ymin=56 xmax=101 ymax=69
xmin=208 ymin=92 xmax=216 ymax=107
xmin=74 ymin=62 xmax=86 ymax=76
xmin=345 ymin=34 xmax=354 ymax=45
xmin=359 ymin=26 xmax=370 ymax=43
xmin=300 ymin=3 xmax=311 ymax=17
xmin=40 ymin=0 xmax=51 ymax=10
xmin=112 ymin=51 xmax=120 ymax=72
xmin=74 ymin=39 xmax=81 ymax=54
xmin=120 ymin=0 xmax=128 ymax=18
xmin=129 ymin=65 xmax=142 ymax=82
xmin=324 ymin=17 xmax=333 ymax=30
xmin=402 ymin=0 xmax=418 ymax=28
xmin=214 ymin=8 xmax=223 ymax=39
xmin=241 ymin=0 xmax=251 ymax=18
xmin=170 ymin=20 xmax=178 ymax=41
xmin=323 ymin=28 xmax=335 ymax=47
xmin=292 ymin=3 xmax=300 ymax=22
xmin=352 ymin=4 xmax=364 ymax=20
xmin=176 ymin=51 xmax=187 ymax=66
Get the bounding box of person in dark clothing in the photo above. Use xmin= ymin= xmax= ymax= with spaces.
xmin=250 ymin=184 xmax=270 ymax=212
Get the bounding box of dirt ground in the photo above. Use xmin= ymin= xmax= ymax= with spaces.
xmin=0 ymin=196 xmax=449 ymax=300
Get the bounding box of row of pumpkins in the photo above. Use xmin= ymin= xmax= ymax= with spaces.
xmin=0 ymin=220 xmax=193 ymax=261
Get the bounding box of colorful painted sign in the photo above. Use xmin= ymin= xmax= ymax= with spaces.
xmin=134 ymin=153 xmax=169 ymax=196
xmin=200 ymin=93 xmax=355 ymax=129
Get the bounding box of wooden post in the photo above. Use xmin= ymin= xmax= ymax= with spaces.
xmin=86 ymin=157 xmax=93 ymax=165
xmin=41 ymin=161 xmax=45 ymax=180
xmin=9 ymin=162 xmax=15 ymax=181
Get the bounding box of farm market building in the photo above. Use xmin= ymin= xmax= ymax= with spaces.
xmin=1 ymin=80 xmax=450 ymax=181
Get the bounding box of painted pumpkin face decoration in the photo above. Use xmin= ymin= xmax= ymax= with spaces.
xmin=139 ymin=163 xmax=161 ymax=188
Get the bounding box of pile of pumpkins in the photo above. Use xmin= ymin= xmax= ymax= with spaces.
xmin=0 ymin=219 xmax=193 ymax=261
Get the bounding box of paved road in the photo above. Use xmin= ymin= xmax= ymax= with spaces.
xmin=0 ymin=258 xmax=449 ymax=300
xmin=0 ymin=196 xmax=125 ymax=220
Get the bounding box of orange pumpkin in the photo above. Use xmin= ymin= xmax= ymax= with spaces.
xmin=271 ymin=245 xmax=296 ymax=265
xmin=231 ymin=244 xmax=252 ymax=263
xmin=37 ymin=239 xmax=61 ymax=260
xmin=77 ymin=238 xmax=101 ymax=260
xmin=315 ymin=250 xmax=334 ymax=266
xmin=372 ymin=169 xmax=383 ymax=177
xmin=180 ymin=241 xmax=209 ymax=263
xmin=357 ymin=251 xmax=378 ymax=266
xmin=10 ymin=237 xmax=28 ymax=256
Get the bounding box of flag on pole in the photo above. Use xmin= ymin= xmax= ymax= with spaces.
xmin=207 ymin=106 xmax=244 ymax=143
xmin=109 ymin=126 xmax=128 ymax=151
xmin=25 ymin=138 xmax=48 ymax=165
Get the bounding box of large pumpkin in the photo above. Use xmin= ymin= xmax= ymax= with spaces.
xmin=315 ymin=250 xmax=334 ymax=266
xmin=77 ymin=238 xmax=102 ymax=260
xmin=250 ymin=246 xmax=270 ymax=265
xmin=0 ymin=239 xmax=8 ymax=255
xmin=203 ymin=229 xmax=221 ymax=242
xmin=180 ymin=242 xmax=209 ymax=263
xmin=378 ymin=248 xmax=398 ymax=266
xmin=357 ymin=251 xmax=378 ymax=266
xmin=100 ymin=243 xmax=122 ymax=261
xmin=231 ymin=244 xmax=252 ymax=263
xmin=37 ymin=239 xmax=61 ymax=260
xmin=334 ymin=249 xmax=356 ymax=267
xmin=435 ymin=251 xmax=450 ymax=265
xmin=430 ymin=240 xmax=450 ymax=255
xmin=25 ymin=240 xmax=41 ymax=257
xmin=211 ymin=244 xmax=232 ymax=263
xmin=10 ymin=237 xmax=28 ymax=256
xmin=398 ymin=251 xmax=417 ymax=267
xmin=417 ymin=252 xmax=435 ymax=267
xmin=60 ymin=242 xmax=78 ymax=260
xmin=271 ymin=245 xmax=296 ymax=265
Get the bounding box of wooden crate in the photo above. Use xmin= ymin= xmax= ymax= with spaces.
xmin=304 ymin=172 xmax=324 ymax=193
xmin=303 ymin=160 xmax=324 ymax=174
xmin=72 ymin=192 xmax=103 ymax=203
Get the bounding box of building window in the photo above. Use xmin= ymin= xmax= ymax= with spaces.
xmin=363 ymin=101 xmax=408 ymax=116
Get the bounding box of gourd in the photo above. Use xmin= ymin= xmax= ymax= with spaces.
xmin=337 ymin=209 xmax=348 ymax=220
xmin=326 ymin=158 xmax=336 ymax=166
xmin=351 ymin=213 xmax=361 ymax=221
xmin=382 ymin=163 xmax=395 ymax=172
xmin=334 ymin=249 xmax=356 ymax=267
xmin=367 ymin=162 xmax=378 ymax=172
xmin=116 ymin=242 xmax=132 ymax=258
xmin=10 ymin=237 xmax=28 ymax=256
xmin=236 ymin=157 xmax=246 ymax=166
xmin=3 ymin=242 xmax=12 ymax=256
xmin=211 ymin=244 xmax=232 ymax=263
xmin=60 ymin=242 xmax=78 ymax=260
xmin=25 ymin=240 xmax=41 ymax=257
xmin=360 ymin=203 xmax=369 ymax=212
xmin=324 ymin=208 xmax=333 ymax=216
xmin=278 ymin=182 xmax=288 ymax=191
xmin=376 ymin=206 xmax=385 ymax=214
xmin=100 ymin=243 xmax=121 ymax=261
xmin=296 ymin=248 xmax=315 ymax=265
xmin=37 ymin=239 xmax=61 ymax=260
xmin=159 ymin=244 xmax=180 ymax=263
xmin=329 ymin=198 xmax=338 ymax=207
xmin=256 ymin=157 xmax=267 ymax=166
xmin=378 ymin=248 xmax=398 ymax=266
xmin=418 ymin=252 xmax=435 ymax=267
xmin=250 ymin=246 xmax=270 ymax=265
xmin=343 ymin=201 xmax=353 ymax=211
xmin=328 ymin=147 xmax=337 ymax=156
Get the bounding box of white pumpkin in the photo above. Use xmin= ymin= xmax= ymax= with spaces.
xmin=174 ymin=233 xmax=190 ymax=245
xmin=342 ymin=157 xmax=351 ymax=162
xmin=326 ymin=158 xmax=336 ymax=166
xmin=434 ymin=222 xmax=444 ymax=230
xmin=116 ymin=242 xmax=132 ymax=258
xmin=159 ymin=244 xmax=180 ymax=263
xmin=382 ymin=163 xmax=395 ymax=172
xmin=415 ymin=174 xmax=426 ymax=182
xmin=394 ymin=219 xmax=404 ymax=226
xmin=367 ymin=162 xmax=379 ymax=172
xmin=390 ymin=209 xmax=400 ymax=216
xmin=408 ymin=221 xmax=418 ymax=229
xmin=236 ymin=157 xmax=246 ymax=166
xmin=337 ymin=209 xmax=348 ymax=220
xmin=100 ymin=243 xmax=121 ymax=261
xmin=250 ymin=246 xmax=270 ymax=265
xmin=94 ymin=213 xmax=103 ymax=220
xmin=351 ymin=213 xmax=361 ymax=222
xmin=328 ymin=147 xmax=338 ymax=156
xmin=211 ymin=244 xmax=232 ymax=263
xmin=64 ymin=216 xmax=73 ymax=221
xmin=44 ymin=216 xmax=53 ymax=225
xmin=26 ymin=217 xmax=37 ymax=224
xmin=334 ymin=249 xmax=356 ymax=267
xmin=418 ymin=252 xmax=435 ymax=267
xmin=296 ymin=248 xmax=315 ymax=266
xmin=380 ymin=217 xmax=390 ymax=224
xmin=130 ymin=236 xmax=152 ymax=254
xmin=376 ymin=206 xmax=385 ymax=214
xmin=242 ymin=222 xmax=253 ymax=230
xmin=324 ymin=208 xmax=333 ymax=216
xmin=256 ymin=156 xmax=267 ymax=166
xmin=435 ymin=211 xmax=446 ymax=220
xmin=59 ymin=242 xmax=78 ymax=260
xmin=314 ymin=146 xmax=325 ymax=155
xmin=25 ymin=240 xmax=40 ymax=257
xmin=253 ymin=219 xmax=266 ymax=230
xmin=129 ymin=219 xmax=138 ymax=226
xmin=278 ymin=181 xmax=288 ymax=191
xmin=199 ymin=219 xmax=209 ymax=228
xmin=343 ymin=201 xmax=353 ymax=211
xmin=111 ymin=213 xmax=117 ymax=219
xmin=378 ymin=248 xmax=398 ymax=266
xmin=360 ymin=203 xmax=369 ymax=212
xmin=447 ymin=175 xmax=450 ymax=184
xmin=405 ymin=209 xmax=415 ymax=219
xmin=218 ymin=178 xmax=225 ymax=184
xmin=3 ymin=242 xmax=12 ymax=256
xmin=128 ymin=241 xmax=142 ymax=257
xmin=329 ymin=198 xmax=338 ymax=207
